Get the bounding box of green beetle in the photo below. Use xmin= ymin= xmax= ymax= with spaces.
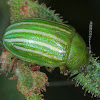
xmin=3 ymin=18 xmax=89 ymax=70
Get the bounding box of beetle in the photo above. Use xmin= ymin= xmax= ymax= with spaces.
xmin=3 ymin=18 xmax=89 ymax=71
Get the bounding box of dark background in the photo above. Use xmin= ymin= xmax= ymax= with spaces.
xmin=0 ymin=0 xmax=100 ymax=100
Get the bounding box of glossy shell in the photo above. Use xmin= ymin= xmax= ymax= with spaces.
xmin=3 ymin=19 xmax=89 ymax=70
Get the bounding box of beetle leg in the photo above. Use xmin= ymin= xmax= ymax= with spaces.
xmin=60 ymin=66 xmax=70 ymax=76
xmin=60 ymin=66 xmax=66 ymax=73
xmin=64 ymin=70 xmax=71 ymax=76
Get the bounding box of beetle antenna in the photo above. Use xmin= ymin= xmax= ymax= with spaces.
xmin=89 ymin=21 xmax=93 ymax=54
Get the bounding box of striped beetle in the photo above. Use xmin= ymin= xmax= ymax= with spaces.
xmin=3 ymin=18 xmax=89 ymax=71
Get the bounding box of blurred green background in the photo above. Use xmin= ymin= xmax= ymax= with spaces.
xmin=0 ymin=0 xmax=100 ymax=100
